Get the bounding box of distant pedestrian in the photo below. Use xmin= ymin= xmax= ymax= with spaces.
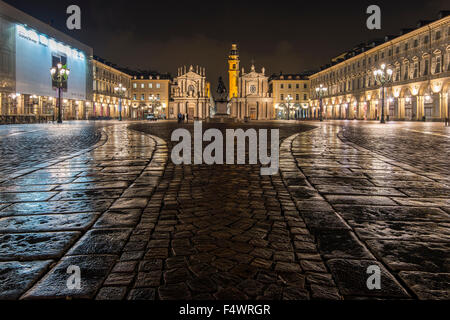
xmin=185 ymin=113 xmax=189 ymax=123
xmin=445 ymin=117 xmax=449 ymax=126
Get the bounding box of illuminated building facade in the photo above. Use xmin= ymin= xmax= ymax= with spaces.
xmin=0 ymin=0 xmax=93 ymax=123
xmin=309 ymin=12 xmax=450 ymax=121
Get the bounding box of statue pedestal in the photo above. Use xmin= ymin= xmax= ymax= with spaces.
xmin=207 ymin=100 xmax=238 ymax=123
xmin=215 ymin=101 xmax=229 ymax=115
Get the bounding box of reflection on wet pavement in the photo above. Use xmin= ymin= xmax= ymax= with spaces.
xmin=0 ymin=122 xmax=167 ymax=299
xmin=280 ymin=121 xmax=450 ymax=299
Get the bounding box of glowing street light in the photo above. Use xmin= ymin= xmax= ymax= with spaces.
xmin=374 ymin=64 xmax=393 ymax=124
xmin=315 ymin=84 xmax=327 ymax=121
xmin=114 ymin=83 xmax=127 ymax=121
xmin=50 ymin=63 xmax=70 ymax=123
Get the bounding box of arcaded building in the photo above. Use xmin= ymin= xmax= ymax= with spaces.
xmin=309 ymin=12 xmax=450 ymax=121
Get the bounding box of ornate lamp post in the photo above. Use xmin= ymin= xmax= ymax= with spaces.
xmin=315 ymin=84 xmax=327 ymax=121
xmin=114 ymin=83 xmax=127 ymax=121
xmin=149 ymin=95 xmax=160 ymax=111
xmin=374 ymin=64 xmax=393 ymax=124
xmin=50 ymin=63 xmax=70 ymax=123
xmin=285 ymin=94 xmax=293 ymax=120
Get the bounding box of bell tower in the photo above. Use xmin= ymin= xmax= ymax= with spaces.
xmin=228 ymin=43 xmax=240 ymax=99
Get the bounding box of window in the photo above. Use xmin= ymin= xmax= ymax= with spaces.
xmin=156 ymin=83 xmax=161 ymax=89
xmin=133 ymin=83 xmax=137 ymax=88
xmin=304 ymin=94 xmax=307 ymax=100
xmin=404 ymin=64 xmax=409 ymax=80
xmin=280 ymin=84 xmax=284 ymax=89
xmin=424 ymin=59 xmax=429 ymax=76
xmin=404 ymin=43 xmax=409 ymax=51
xmin=435 ymin=31 xmax=441 ymax=40
xmin=141 ymin=94 xmax=145 ymax=100
xmin=296 ymin=84 xmax=299 ymax=89
xmin=141 ymin=84 xmax=145 ymax=89
xmin=133 ymin=94 xmax=137 ymax=100
xmin=296 ymin=94 xmax=299 ymax=100
xmin=280 ymin=94 xmax=284 ymax=100
xmin=288 ymin=84 xmax=292 ymax=89
xmin=424 ymin=35 xmax=429 ymax=44
xmin=396 ymin=47 xmax=400 ymax=54
xmin=435 ymin=56 xmax=442 ymax=74
xmin=149 ymin=83 xmax=153 ymax=88
xmin=413 ymin=62 xmax=418 ymax=78
xmin=304 ymin=84 xmax=307 ymax=89
xmin=414 ymin=39 xmax=418 ymax=47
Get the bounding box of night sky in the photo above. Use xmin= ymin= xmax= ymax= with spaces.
xmin=5 ymin=0 xmax=448 ymax=88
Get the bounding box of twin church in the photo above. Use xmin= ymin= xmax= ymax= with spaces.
xmin=169 ymin=44 xmax=275 ymax=120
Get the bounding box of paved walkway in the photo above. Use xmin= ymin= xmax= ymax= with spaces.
xmin=93 ymin=122 xmax=340 ymax=300
xmin=0 ymin=123 xmax=166 ymax=299
xmin=281 ymin=122 xmax=450 ymax=299
xmin=0 ymin=122 xmax=105 ymax=177
xmin=0 ymin=120 xmax=448 ymax=300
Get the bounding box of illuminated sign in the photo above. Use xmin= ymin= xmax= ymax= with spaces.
xmin=15 ymin=24 xmax=87 ymax=100
xmin=16 ymin=24 xmax=85 ymax=60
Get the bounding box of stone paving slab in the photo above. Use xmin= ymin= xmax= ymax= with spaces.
xmin=280 ymin=122 xmax=450 ymax=300
xmin=0 ymin=199 xmax=113 ymax=217
xmin=22 ymin=255 xmax=118 ymax=299
xmin=0 ymin=213 xmax=98 ymax=233
xmin=0 ymin=123 xmax=166 ymax=299
xmin=0 ymin=232 xmax=80 ymax=261
xmin=0 ymin=260 xmax=53 ymax=300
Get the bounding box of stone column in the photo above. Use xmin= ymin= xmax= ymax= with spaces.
xmin=417 ymin=96 xmax=424 ymax=120
xmin=439 ymin=92 xmax=445 ymax=120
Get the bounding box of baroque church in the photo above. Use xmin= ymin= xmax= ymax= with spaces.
xmin=227 ymin=44 xmax=273 ymax=120
xmin=168 ymin=44 xmax=273 ymax=120
xmin=169 ymin=65 xmax=210 ymax=119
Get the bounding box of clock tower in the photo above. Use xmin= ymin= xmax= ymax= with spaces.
xmin=228 ymin=44 xmax=240 ymax=100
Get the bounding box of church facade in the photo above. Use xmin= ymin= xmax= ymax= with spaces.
xmin=227 ymin=44 xmax=274 ymax=120
xmin=169 ymin=65 xmax=210 ymax=119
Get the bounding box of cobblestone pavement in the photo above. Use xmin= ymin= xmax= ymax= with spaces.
xmin=281 ymin=121 xmax=449 ymax=300
xmin=0 ymin=120 xmax=448 ymax=300
xmin=0 ymin=122 xmax=107 ymax=177
xmin=339 ymin=121 xmax=450 ymax=175
xmin=0 ymin=122 xmax=166 ymax=299
xmin=94 ymin=121 xmax=340 ymax=300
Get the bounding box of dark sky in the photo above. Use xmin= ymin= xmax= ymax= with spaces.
xmin=6 ymin=0 xmax=448 ymax=87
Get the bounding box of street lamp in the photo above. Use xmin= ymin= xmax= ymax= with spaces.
xmin=285 ymin=94 xmax=293 ymax=120
xmin=50 ymin=63 xmax=70 ymax=123
xmin=149 ymin=94 xmax=161 ymax=115
xmin=374 ymin=64 xmax=393 ymax=124
xmin=114 ymin=83 xmax=127 ymax=121
xmin=315 ymin=84 xmax=327 ymax=121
